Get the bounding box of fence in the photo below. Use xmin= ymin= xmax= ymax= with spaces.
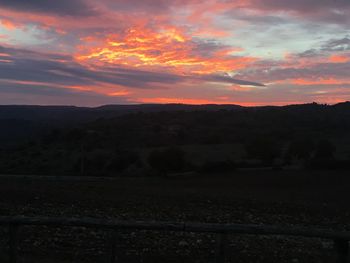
xmin=0 ymin=216 xmax=349 ymax=263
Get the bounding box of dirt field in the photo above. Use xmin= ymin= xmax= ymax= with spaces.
xmin=0 ymin=170 xmax=349 ymax=262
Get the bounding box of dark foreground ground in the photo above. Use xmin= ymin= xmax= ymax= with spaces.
xmin=0 ymin=170 xmax=350 ymax=262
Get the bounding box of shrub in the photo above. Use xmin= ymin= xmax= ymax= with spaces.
xmin=245 ymin=137 xmax=282 ymax=165
xmin=199 ymin=160 xmax=236 ymax=173
xmin=148 ymin=147 xmax=187 ymax=175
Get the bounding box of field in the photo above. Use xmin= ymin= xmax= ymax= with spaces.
xmin=0 ymin=170 xmax=350 ymax=262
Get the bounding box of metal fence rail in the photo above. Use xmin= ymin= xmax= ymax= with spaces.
xmin=0 ymin=216 xmax=349 ymax=263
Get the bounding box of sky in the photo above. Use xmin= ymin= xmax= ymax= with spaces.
xmin=0 ymin=0 xmax=349 ymax=106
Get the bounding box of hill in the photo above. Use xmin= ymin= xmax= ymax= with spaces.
xmin=1 ymin=102 xmax=350 ymax=175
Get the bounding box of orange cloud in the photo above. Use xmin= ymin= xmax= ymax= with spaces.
xmin=0 ymin=59 xmax=11 ymax=63
xmin=329 ymin=54 xmax=350 ymax=63
xmin=0 ymin=52 xmax=10 ymax=57
xmin=230 ymin=85 xmax=253 ymax=91
xmin=77 ymin=26 xmax=255 ymax=74
xmin=2 ymin=79 xmax=131 ymax=98
xmin=133 ymin=97 xmax=300 ymax=106
xmin=0 ymin=19 xmax=18 ymax=30
xmin=134 ymin=97 xmax=232 ymax=105
xmin=289 ymin=78 xmax=350 ymax=86
xmin=108 ymin=90 xmax=131 ymax=96
xmin=281 ymin=52 xmax=350 ymax=70
xmin=69 ymin=83 xmax=132 ymax=97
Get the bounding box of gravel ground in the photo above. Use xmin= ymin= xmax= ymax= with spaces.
xmin=0 ymin=170 xmax=349 ymax=262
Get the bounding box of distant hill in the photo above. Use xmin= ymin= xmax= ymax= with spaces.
xmin=1 ymin=102 xmax=350 ymax=175
xmin=0 ymin=104 xmax=243 ymax=121
xmin=0 ymin=102 xmax=349 ymax=146
xmin=0 ymin=104 xmax=242 ymax=146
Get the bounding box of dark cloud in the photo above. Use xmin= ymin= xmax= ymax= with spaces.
xmin=236 ymin=60 xmax=350 ymax=83
xmin=321 ymin=37 xmax=350 ymax=51
xmin=232 ymin=36 xmax=350 ymax=84
xmin=104 ymin=0 xmax=202 ymax=13
xmin=200 ymin=75 xmax=265 ymax=87
xmin=0 ymin=0 xmax=98 ymax=16
xmin=0 ymin=80 xmax=128 ymax=106
xmin=106 ymin=0 xmax=169 ymax=12
xmin=290 ymin=37 xmax=350 ymax=59
xmin=251 ymin=0 xmax=350 ymax=12
xmin=239 ymin=0 xmax=350 ymax=25
xmin=0 ymin=45 xmax=263 ymax=103
xmin=224 ymin=9 xmax=288 ymax=24
xmin=0 ymin=45 xmax=185 ymax=89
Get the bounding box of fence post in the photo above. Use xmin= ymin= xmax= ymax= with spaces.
xmin=334 ymin=239 xmax=349 ymax=263
xmin=9 ymin=224 xmax=19 ymax=263
xmin=110 ymin=230 xmax=117 ymax=263
xmin=216 ymin=233 xmax=228 ymax=263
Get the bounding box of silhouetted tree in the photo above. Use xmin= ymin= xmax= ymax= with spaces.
xmin=285 ymin=138 xmax=315 ymax=163
xmin=148 ymin=147 xmax=186 ymax=175
xmin=305 ymin=139 xmax=337 ymax=169
xmin=107 ymin=150 xmax=140 ymax=173
xmin=85 ymin=149 xmax=110 ymax=175
xmin=314 ymin=139 xmax=336 ymax=160
xmin=245 ymin=137 xmax=281 ymax=165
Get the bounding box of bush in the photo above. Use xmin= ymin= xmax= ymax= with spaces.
xmin=313 ymin=139 xmax=336 ymax=161
xmin=199 ymin=160 xmax=236 ymax=173
xmin=306 ymin=159 xmax=350 ymax=170
xmin=148 ymin=147 xmax=187 ymax=175
xmin=285 ymin=137 xmax=315 ymax=163
xmin=245 ymin=137 xmax=282 ymax=165
xmin=106 ymin=150 xmax=141 ymax=173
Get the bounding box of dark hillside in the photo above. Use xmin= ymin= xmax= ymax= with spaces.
xmin=1 ymin=102 xmax=350 ymax=176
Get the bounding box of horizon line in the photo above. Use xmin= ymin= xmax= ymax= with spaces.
xmin=0 ymin=101 xmax=349 ymax=109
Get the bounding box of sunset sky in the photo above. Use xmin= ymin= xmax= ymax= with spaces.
xmin=0 ymin=0 xmax=349 ymax=106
